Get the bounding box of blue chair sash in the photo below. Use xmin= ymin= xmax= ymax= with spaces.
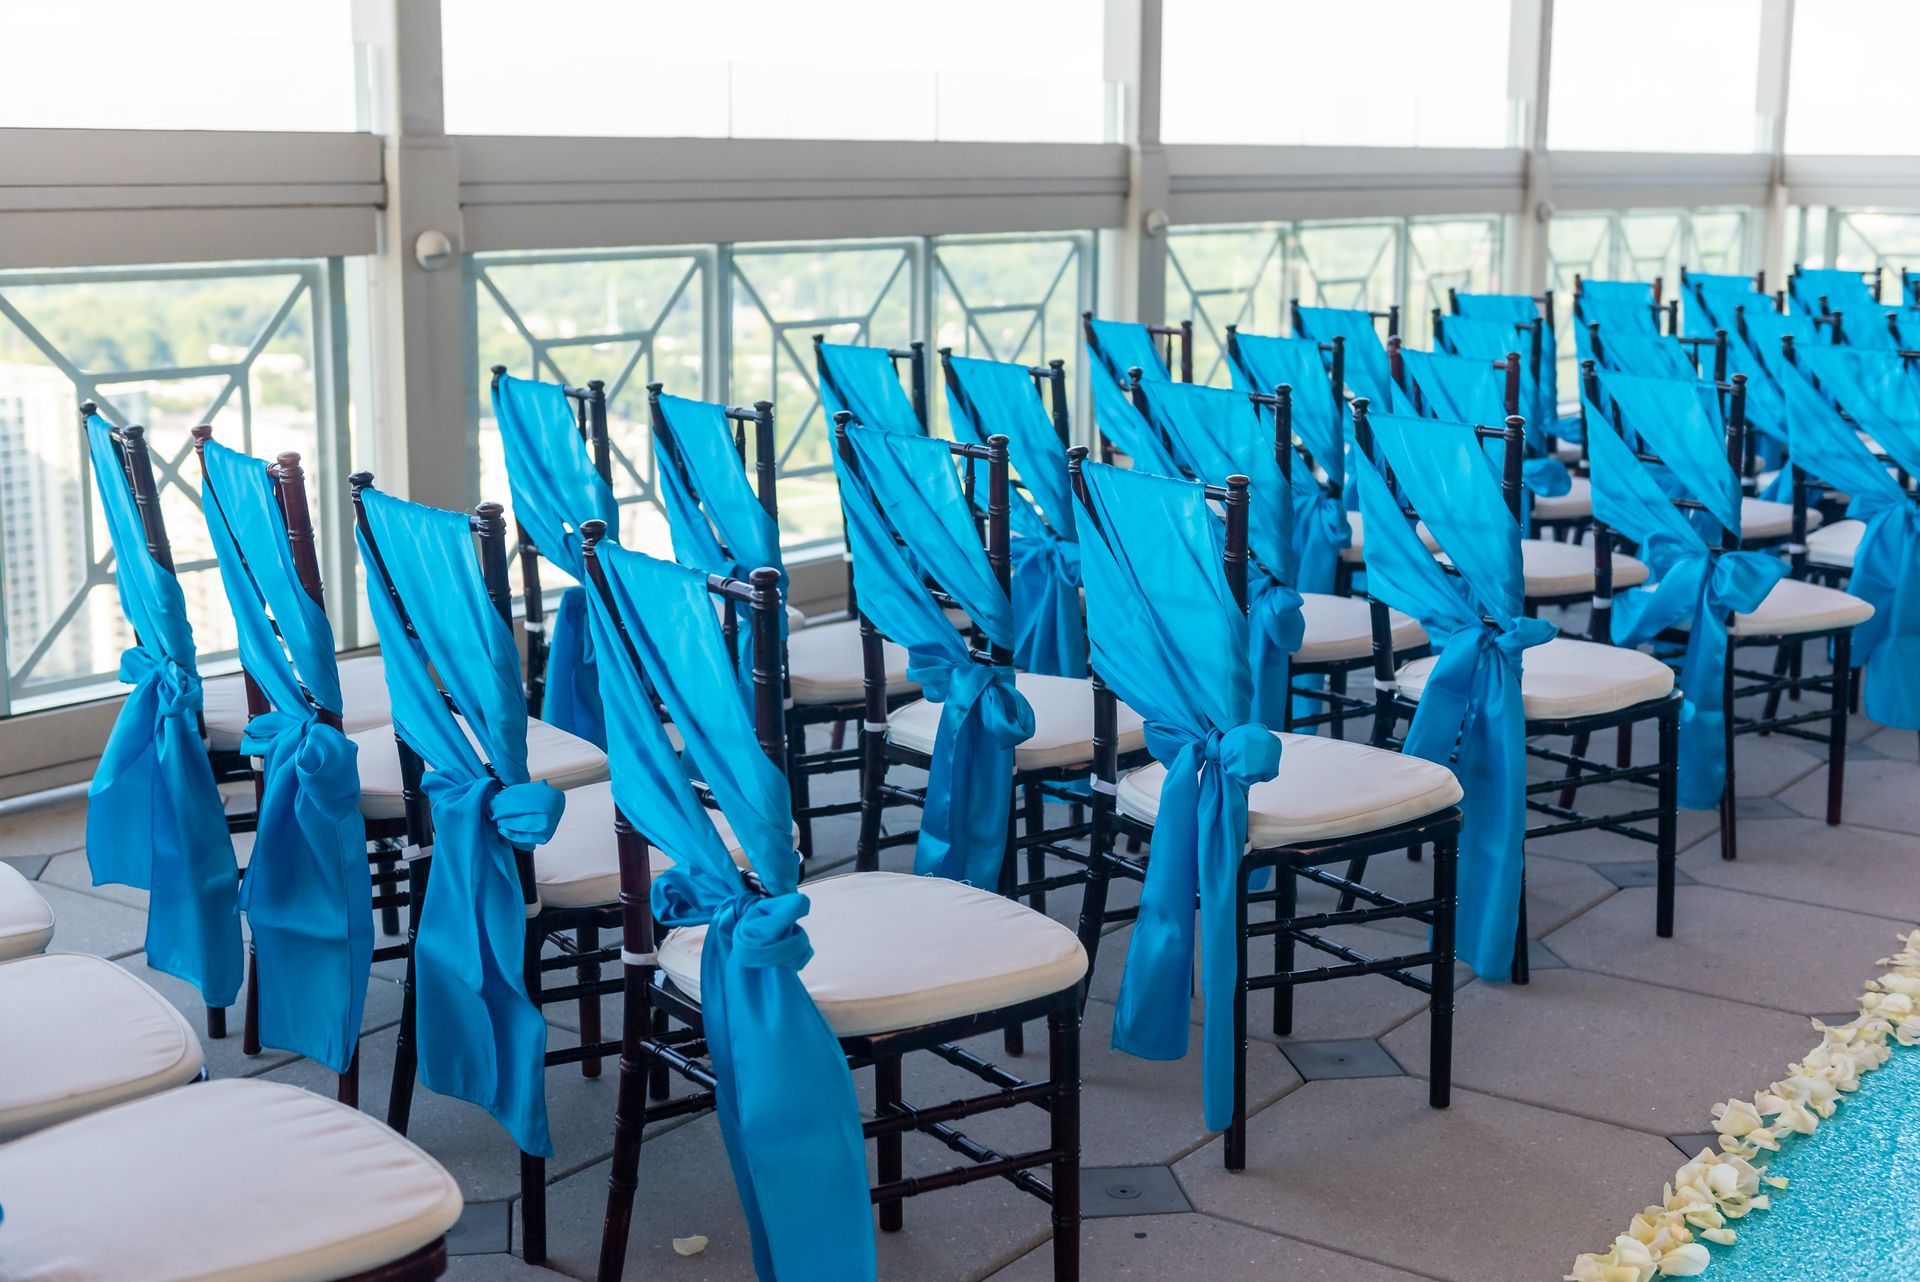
xmin=1226 ymin=332 xmax=1354 ymax=593
xmin=1084 ymin=320 xmax=1184 ymax=473
xmin=356 ymin=489 xmax=558 ymax=1157
xmin=82 ymin=415 xmax=242 ymax=1007
xmin=816 ymin=342 xmax=922 ymax=435
xmin=1133 ymin=380 xmax=1306 ymax=726
xmin=1398 ymin=348 xmax=1570 ymax=502
xmin=652 ymin=391 xmax=789 ymax=679
xmin=1352 ymin=412 xmax=1551 ymax=978
xmin=831 ymin=425 xmax=1034 ymax=888
xmin=1293 ymin=306 xmax=1394 ymax=410
xmin=943 ymin=355 xmax=1086 ymax=678
xmin=1584 ymin=374 xmax=1785 ymax=809
xmin=1781 ymin=354 xmax=1920 ymax=729
xmin=1074 ymin=463 xmax=1279 ymax=1131
xmin=586 ymin=545 xmax=874 ymax=1282
xmin=1455 ymin=293 xmax=1583 ymax=441
xmin=492 ymin=374 xmax=621 ymax=747
xmin=200 ymin=440 xmax=370 ymax=1072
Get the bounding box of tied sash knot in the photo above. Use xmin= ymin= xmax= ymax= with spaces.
xmin=1114 ymin=720 xmax=1280 ymax=1131
xmin=1523 ymin=456 xmax=1574 ymax=499
xmin=1248 ymin=574 xmax=1306 ymax=728
xmin=1009 ymin=532 xmax=1088 ymax=679
xmin=121 ymin=644 xmax=202 ymax=719
xmin=416 ymin=771 xmax=563 ymax=994
xmin=1399 ymin=614 xmax=1555 ymax=980
xmin=1611 ymin=548 xmax=1785 ymax=809
xmin=909 ymin=660 xmax=1034 ymax=888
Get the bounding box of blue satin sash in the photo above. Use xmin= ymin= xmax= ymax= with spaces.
xmin=356 ymin=489 xmax=558 ymax=1157
xmin=82 ymin=415 xmax=242 ymax=1007
xmin=1585 ymin=374 xmax=1785 ymax=808
xmin=1454 ymin=293 xmax=1570 ymax=441
xmin=492 ymin=374 xmax=621 ymax=747
xmin=943 ymin=354 xmax=1086 ymax=678
xmin=1133 ymin=380 xmax=1306 ymax=725
xmin=586 ymin=545 xmax=874 ymax=1282
xmin=830 ymin=425 xmax=1033 ymax=888
xmin=1398 ymin=348 xmax=1571 ymax=502
xmin=1352 ymin=412 xmax=1551 ymax=978
xmin=816 ymin=342 xmax=922 ymax=435
xmin=200 ymin=441 xmax=370 ymax=1072
xmin=1074 ymin=463 xmax=1280 ymax=1130
xmin=1226 ymin=332 xmax=1354 ymax=593
xmin=1293 ymin=306 xmax=1394 ymax=409
xmin=1084 ymin=319 xmax=1184 ymax=472
xmin=1781 ymin=353 xmax=1920 ymax=728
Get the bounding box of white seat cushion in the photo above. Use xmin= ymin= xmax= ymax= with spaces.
xmin=1295 ymin=593 xmax=1427 ymax=664
xmin=786 ymin=618 xmax=919 ymax=706
xmin=1742 ymin=496 xmax=1823 ymax=541
xmin=0 ymin=859 xmax=54 ymax=961
xmin=537 ymin=779 xmax=770 ymax=908
xmin=657 ymin=871 xmax=1087 ymax=1037
xmin=203 ymin=654 xmax=392 ymax=754
xmin=1116 ymin=731 xmax=1462 ymax=850
xmin=0 ymin=1079 xmax=462 ymax=1282
xmin=1730 ymin=577 xmax=1875 ymax=637
xmin=1806 ymin=518 xmax=1866 ymax=570
xmin=1531 ymin=475 xmax=1592 ymax=522
xmin=1396 ymin=636 xmax=1675 ymax=721
xmin=1340 ymin=511 xmax=1440 ymax=563
xmin=887 ymin=671 xmax=1147 ymax=771
xmin=1521 ymin=539 xmax=1649 ymax=598
xmin=350 ymin=716 xmax=609 ymax=821
xmin=0 ymin=953 xmax=203 ymax=1141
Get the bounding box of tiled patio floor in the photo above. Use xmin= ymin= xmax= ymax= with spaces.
xmin=8 ymin=705 xmax=1915 ymax=1282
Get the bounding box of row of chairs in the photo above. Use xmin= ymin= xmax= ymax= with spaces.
xmin=5 ymin=257 xmax=1907 ymax=1279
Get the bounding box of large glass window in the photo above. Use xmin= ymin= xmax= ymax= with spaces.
xmin=0 ymin=260 xmax=355 ymax=715
xmin=1548 ymin=0 xmax=1762 ymax=153
xmin=1 ymin=3 xmax=360 ymax=131
xmin=1162 ymin=0 xmax=1511 ymax=147
xmin=471 ymin=233 xmax=1093 ymax=557
xmin=442 ymin=0 xmax=1112 ymax=141
xmin=1546 ymin=206 xmax=1753 ymax=402
xmin=1166 ymin=216 xmax=1507 ymax=385
xmin=1794 ymin=210 xmax=1920 ymax=294
xmin=1786 ymin=2 xmax=1920 ymax=155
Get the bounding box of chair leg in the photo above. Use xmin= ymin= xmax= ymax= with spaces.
xmin=577 ymin=922 xmax=602 ymax=1079
xmin=1001 ymin=804 xmax=1026 ymax=1058
xmin=337 ymin=1045 xmax=360 ymax=1108
xmin=1556 ymin=732 xmax=1591 ymax=810
xmin=1335 ymin=854 xmax=1370 ymax=913
xmin=648 ymin=1007 xmax=672 ymax=1102
xmin=855 ymin=730 xmax=886 ymax=874
xmin=1761 ymin=641 xmax=1793 ymax=727
xmin=1509 ymin=868 xmax=1530 ymax=986
xmin=206 ymin=1005 xmax=227 ymax=1040
xmin=1024 ymin=782 xmax=1047 ymax=918
xmin=388 ymin=855 xmax=430 ymax=1134
xmin=1828 ymin=631 xmax=1852 ymax=827
xmin=1789 ymin=640 xmax=1805 ymax=703
xmin=377 ymin=850 xmax=403 ymax=938
xmin=790 ymin=727 xmax=815 ymax=863
xmin=521 ymin=913 xmax=548 ymax=1267
xmin=1656 ymin=706 xmax=1679 ymax=938
xmin=242 ymin=940 xmax=262 ymax=1056
xmin=1225 ymin=871 xmax=1250 ymax=1173
xmin=596 ymin=973 xmax=651 ymax=1282
xmin=875 ymin=1056 xmax=905 ymax=1232
xmin=1271 ymin=868 xmax=1296 ymax=1037
xmin=1616 ymin=721 xmax=1633 ymax=770
xmin=1329 ymin=670 xmax=1349 ymax=740
xmin=1719 ymin=650 xmax=1740 ymax=862
xmin=1429 ymin=832 xmax=1458 ymax=1109
xmin=521 ymin=1150 xmax=547 ymax=1265
xmin=1048 ymin=1002 xmax=1083 ymax=1282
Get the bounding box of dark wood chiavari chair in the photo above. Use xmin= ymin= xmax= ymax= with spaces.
xmin=581 ymin=523 xmax=1085 ymax=1282
xmin=350 ymin=477 xmax=626 ymax=1267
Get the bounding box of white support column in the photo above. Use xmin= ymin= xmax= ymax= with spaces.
xmin=1756 ymin=0 xmax=1796 ymax=281
xmin=1100 ymin=0 xmax=1167 ymax=324
xmin=353 ymin=0 xmax=472 ymax=510
xmin=1508 ymin=0 xmax=1555 ymax=294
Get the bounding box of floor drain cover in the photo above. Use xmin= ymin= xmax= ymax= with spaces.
xmin=1592 ymin=861 xmax=1697 ymax=889
xmin=1280 ymin=1038 xmax=1405 ymax=1081
xmin=1081 ymin=1165 xmax=1192 ymax=1218
xmin=445 ymin=1201 xmax=511 ymax=1256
